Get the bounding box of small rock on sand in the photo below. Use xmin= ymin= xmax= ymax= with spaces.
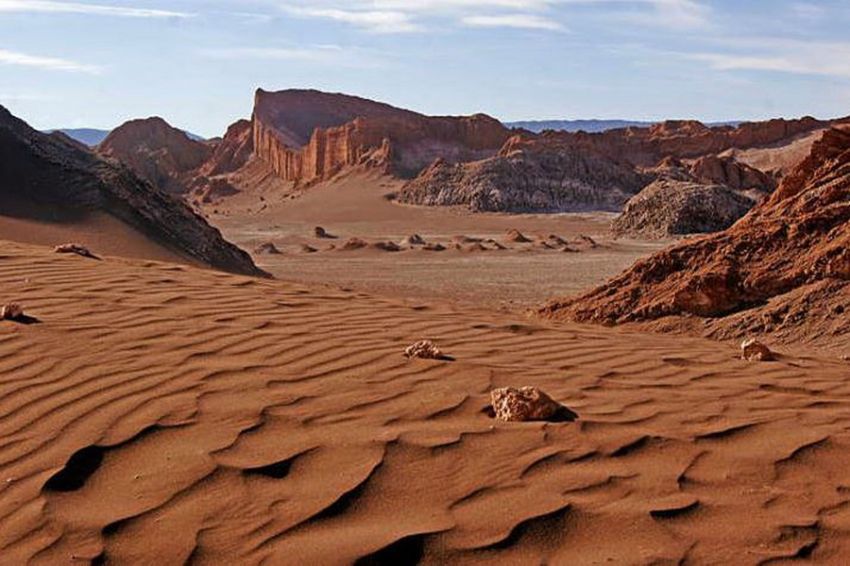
xmin=404 ymin=340 xmax=444 ymax=360
xmin=504 ymin=229 xmax=532 ymax=243
xmin=54 ymin=243 xmax=98 ymax=259
xmin=400 ymin=234 xmax=426 ymax=247
xmin=741 ymin=338 xmax=774 ymax=361
xmin=1 ymin=303 xmax=24 ymax=321
xmin=490 ymin=386 xmax=571 ymax=422
xmin=422 ymin=243 xmax=446 ymax=252
xmin=254 ymin=242 xmax=282 ymax=255
xmin=299 ymin=244 xmax=318 ymax=254
xmin=341 ymin=238 xmax=369 ymax=251
xmin=314 ymin=226 xmax=336 ymax=239
xmin=372 ymin=241 xmax=402 ymax=252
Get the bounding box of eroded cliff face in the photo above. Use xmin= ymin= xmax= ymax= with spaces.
xmin=251 ymin=89 xmax=510 ymax=184
xmin=540 ymin=126 xmax=850 ymax=351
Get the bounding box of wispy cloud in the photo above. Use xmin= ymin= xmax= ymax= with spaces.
xmin=462 ymin=13 xmax=563 ymax=30
xmin=0 ymin=48 xmax=101 ymax=73
xmin=689 ymin=39 xmax=850 ymax=79
xmin=285 ymin=7 xmax=420 ymax=33
xmin=0 ymin=0 xmax=191 ymax=18
xmin=200 ymin=45 xmax=386 ymax=69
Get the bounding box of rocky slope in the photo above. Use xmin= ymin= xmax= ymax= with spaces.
xmin=541 ymin=127 xmax=850 ymax=352
xmin=252 ymin=89 xmax=510 ymax=184
xmin=0 ymin=105 xmax=265 ymax=277
xmin=612 ymin=179 xmax=754 ymax=239
xmin=689 ymin=154 xmax=776 ymax=193
xmin=397 ymin=133 xmax=648 ymax=213
xmin=98 ymin=117 xmax=213 ymax=194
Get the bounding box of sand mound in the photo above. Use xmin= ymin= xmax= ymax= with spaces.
xmin=543 ymin=127 xmax=850 ymax=354
xmin=504 ymin=229 xmax=532 ymax=243
xmin=612 ymin=179 xmax=755 ymax=239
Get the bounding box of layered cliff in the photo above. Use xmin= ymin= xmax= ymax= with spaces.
xmin=541 ymin=127 xmax=850 ymax=351
xmin=251 ymin=89 xmax=510 ymax=184
xmin=0 ymin=105 xmax=265 ymax=277
xmin=397 ymin=132 xmax=648 ymax=212
xmin=98 ymin=117 xmax=212 ymax=194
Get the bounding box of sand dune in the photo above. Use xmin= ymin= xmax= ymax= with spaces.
xmin=1 ymin=239 xmax=849 ymax=564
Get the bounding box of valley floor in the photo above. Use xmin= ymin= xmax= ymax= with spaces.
xmin=1 ymin=240 xmax=849 ymax=564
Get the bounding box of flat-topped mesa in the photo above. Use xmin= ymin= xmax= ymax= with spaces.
xmin=98 ymin=117 xmax=212 ymax=194
xmin=251 ymin=89 xmax=510 ymax=184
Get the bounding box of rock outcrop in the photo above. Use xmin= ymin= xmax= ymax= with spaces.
xmin=612 ymin=179 xmax=755 ymax=239
xmin=541 ymin=127 xmax=850 ymax=352
xmin=98 ymin=117 xmax=212 ymax=194
xmin=398 ymin=133 xmax=648 ymax=213
xmin=252 ymin=89 xmax=510 ymax=184
xmin=0 ymin=105 xmax=265 ymax=277
xmin=689 ymin=154 xmax=776 ymax=194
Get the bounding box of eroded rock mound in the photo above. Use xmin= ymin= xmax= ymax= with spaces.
xmin=1 ymin=303 xmax=24 ymax=321
xmin=690 ymin=154 xmax=776 ymax=194
xmin=741 ymin=339 xmax=774 ymax=361
xmin=542 ymin=127 xmax=850 ymax=353
xmin=398 ymin=133 xmax=648 ymax=213
xmin=613 ymin=180 xmax=755 ymax=239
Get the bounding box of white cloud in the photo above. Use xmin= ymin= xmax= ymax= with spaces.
xmin=285 ymin=7 xmax=420 ymax=33
xmin=0 ymin=49 xmax=101 ymax=73
xmin=690 ymin=40 xmax=850 ymax=79
xmin=0 ymin=0 xmax=191 ymax=18
xmin=462 ymin=13 xmax=563 ymax=30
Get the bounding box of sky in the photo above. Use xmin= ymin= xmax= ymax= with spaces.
xmin=1 ymin=0 xmax=849 ymax=138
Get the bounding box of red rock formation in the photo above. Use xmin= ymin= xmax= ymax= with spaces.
xmin=541 ymin=127 xmax=850 ymax=352
xmin=0 ymin=105 xmax=265 ymax=277
xmin=251 ymin=89 xmax=510 ymax=184
xmin=98 ymin=117 xmax=212 ymax=194
xmin=689 ymin=154 xmax=776 ymax=193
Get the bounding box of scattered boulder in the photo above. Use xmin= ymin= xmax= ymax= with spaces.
xmin=741 ymin=339 xmax=774 ymax=362
xmin=422 ymin=243 xmax=446 ymax=252
xmin=299 ymin=244 xmax=318 ymax=254
xmin=452 ymin=235 xmax=483 ymax=244
xmin=403 ymin=340 xmax=445 ymax=360
xmin=504 ymin=229 xmax=532 ymax=243
xmin=254 ymin=242 xmax=282 ymax=255
xmin=490 ymin=386 xmax=574 ymax=423
xmin=340 ymin=238 xmax=369 ymax=251
xmin=400 ymin=234 xmax=426 ymax=247
xmin=54 ymin=243 xmax=98 ymax=259
xmin=1 ymin=303 xmax=24 ymax=321
xmin=576 ymin=235 xmax=599 ymax=249
xmin=372 ymin=241 xmax=402 ymax=252
xmin=314 ymin=226 xmax=336 ymax=239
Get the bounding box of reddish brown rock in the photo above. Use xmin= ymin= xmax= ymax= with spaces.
xmin=504 ymin=229 xmax=532 ymax=243
xmin=490 ymin=387 xmax=565 ymax=422
xmin=741 ymin=339 xmax=774 ymax=361
xmin=689 ymin=154 xmax=776 ymax=194
xmin=403 ymin=340 xmax=445 ymax=360
xmin=542 ymin=127 xmax=850 ymax=353
xmin=1 ymin=303 xmax=23 ymax=321
xmin=98 ymin=117 xmax=212 ymax=194
xmin=252 ymin=89 xmax=510 ymax=185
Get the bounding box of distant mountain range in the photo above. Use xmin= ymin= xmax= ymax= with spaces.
xmin=46 ymin=127 xmax=204 ymax=147
xmin=506 ymin=120 xmax=741 ymax=133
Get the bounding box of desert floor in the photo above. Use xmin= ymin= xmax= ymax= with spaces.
xmin=211 ymin=173 xmax=668 ymax=309
xmin=2 ymin=236 xmax=850 ymax=565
